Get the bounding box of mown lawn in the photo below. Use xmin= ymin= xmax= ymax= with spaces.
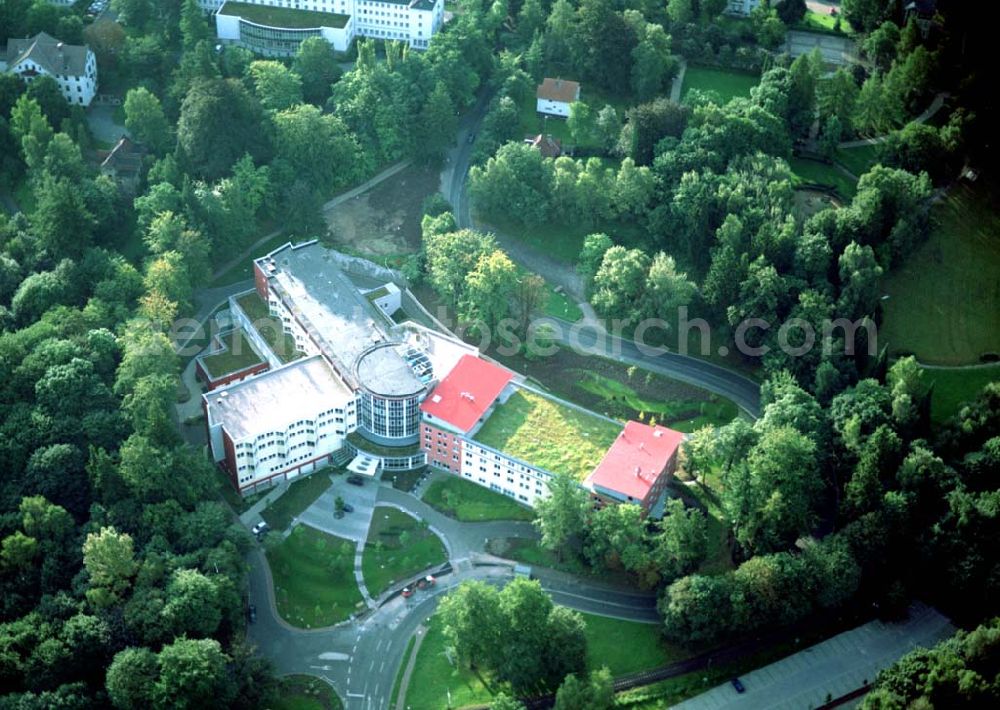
xmin=681 ymin=66 xmax=759 ymax=103
xmin=266 ymin=526 xmax=363 ymax=628
xmin=473 ymin=388 xmax=622 ymax=481
xmin=362 ymin=507 xmax=448 ymax=596
xmin=881 ymin=182 xmax=1000 ymax=364
xmin=485 ymin=216 xmax=650 ymax=267
xmin=405 ymin=610 xmax=677 ymax=707
xmin=835 ymin=144 xmax=880 ymax=177
xmin=794 ymin=9 xmax=849 ymax=35
xmin=922 ymin=365 xmax=1000 ymax=425
xmin=274 ymin=675 xmax=343 ymax=710
xmin=789 ymin=156 xmax=858 ymax=199
xmin=261 ymin=471 xmax=333 ymax=530
xmin=423 ymin=476 xmax=535 ymax=522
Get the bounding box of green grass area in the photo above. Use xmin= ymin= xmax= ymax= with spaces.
xmin=215 ymin=468 xmax=265 ymax=515
xmin=274 ymin=675 xmax=343 ymax=710
xmin=423 ymin=476 xmax=535 ymax=522
xmin=794 ymin=9 xmax=849 ymax=35
xmin=517 ymin=81 xmax=630 ymax=151
xmin=404 ymin=610 xmax=676 ymax=707
xmin=881 ymin=182 xmax=1000 ymax=364
xmin=788 ymin=156 xmax=858 ymax=199
xmin=573 ymin=370 xmax=739 ymax=432
xmin=261 ymin=471 xmax=333 ymax=530
xmin=543 ymin=281 xmax=583 ymax=321
xmin=219 ymin=1 xmax=350 ymax=28
xmin=835 ymin=143 xmax=880 ymax=178
xmin=235 ymin=291 xmax=303 ymax=363
xmin=266 ymin=525 xmax=363 ymax=628
xmin=580 ymin=612 xmax=681 ymax=677
xmin=381 ymin=467 xmax=425 ymax=493
xmin=669 ymin=473 xmax=735 ymax=576
xmin=486 ymin=216 xmax=650 ymax=266
xmin=199 ymin=329 xmax=263 ymax=378
xmin=922 ymin=365 xmax=1000 ymax=425
xmin=362 ymin=507 xmax=448 ymax=596
xmin=681 ymin=66 xmax=760 ymax=103
xmin=209 ymin=228 xmax=288 ymax=287
xmin=474 ymin=388 xmax=622 ymax=481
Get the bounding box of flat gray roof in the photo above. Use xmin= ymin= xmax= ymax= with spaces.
xmin=355 ymin=342 xmax=425 ymax=397
xmin=257 ymin=242 xmax=422 ymax=393
xmin=204 ymin=355 xmax=352 ymax=441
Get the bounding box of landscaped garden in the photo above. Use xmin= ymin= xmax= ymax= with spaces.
xmin=423 ymin=476 xmax=536 ymax=522
xmin=681 ymin=66 xmax=760 ymax=102
xmin=235 ymin=291 xmax=304 ymax=363
xmin=199 ymin=328 xmax=263 ymax=378
xmin=473 ymin=388 xmax=623 ymax=481
xmin=261 ymin=470 xmax=334 ymax=530
xmin=273 ymin=675 xmax=343 ymax=710
xmin=266 ymin=525 xmax=363 ymax=628
xmin=880 ymin=182 xmax=1000 ymax=365
xmin=362 ymin=507 xmax=448 ymax=596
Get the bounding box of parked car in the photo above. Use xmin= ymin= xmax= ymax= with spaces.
xmin=401 ymin=586 xmax=414 ymax=598
xmin=731 ymin=678 xmax=746 ymax=694
xmin=251 ymin=522 xmax=269 ymax=537
xmin=342 ymin=502 xmax=354 ymax=513
xmin=247 ymin=604 xmax=256 ymax=623
xmin=347 ymin=475 xmax=365 ymax=486
xmin=416 ymin=575 xmax=435 ymax=590
xmin=467 ymin=133 xmax=475 ymax=144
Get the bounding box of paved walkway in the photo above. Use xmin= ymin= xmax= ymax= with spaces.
xmin=394 ymin=624 xmax=428 ymax=710
xmin=675 ymin=603 xmax=954 ymax=710
xmin=671 ymin=58 xmax=688 ymax=103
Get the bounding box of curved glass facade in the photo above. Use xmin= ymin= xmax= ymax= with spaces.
xmin=358 ymin=391 xmax=422 ymax=445
xmin=239 ymin=21 xmax=322 ymax=56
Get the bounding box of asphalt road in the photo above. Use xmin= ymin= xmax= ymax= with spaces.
xmin=441 ymin=94 xmax=762 ymax=418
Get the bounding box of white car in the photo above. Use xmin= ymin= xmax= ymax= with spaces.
xmin=251 ymin=522 xmax=269 ymax=536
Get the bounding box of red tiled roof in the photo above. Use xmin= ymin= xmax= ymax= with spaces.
xmin=536 ymin=77 xmax=580 ymax=103
xmin=585 ymin=421 xmax=683 ymax=501
xmin=420 ymin=355 xmax=514 ymax=433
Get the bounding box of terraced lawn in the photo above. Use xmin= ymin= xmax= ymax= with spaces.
xmin=423 ymin=476 xmax=535 ymax=522
xmin=199 ymin=329 xmax=263 ymax=378
xmin=362 ymin=507 xmax=448 ymax=596
xmin=835 ymin=144 xmax=880 ymax=177
xmin=681 ymin=66 xmax=759 ymax=103
xmin=922 ymin=365 xmax=1000 ymax=425
xmin=235 ymin=291 xmax=303 ymax=363
xmin=473 ymin=388 xmax=622 ymax=481
xmin=789 ymin=156 xmax=857 ymax=199
xmin=266 ymin=526 xmax=363 ymax=628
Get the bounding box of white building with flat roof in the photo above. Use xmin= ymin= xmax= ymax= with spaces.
xmin=4 ymin=32 xmax=97 ymax=107
xmin=207 ymin=0 xmax=443 ymax=55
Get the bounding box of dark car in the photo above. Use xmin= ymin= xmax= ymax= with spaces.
xmin=731 ymin=678 xmax=746 ymax=694
xmin=347 ymin=475 xmax=365 ymax=486
xmin=247 ymin=604 xmax=256 ymax=623
xmin=467 ymin=133 xmax=475 ymax=144
xmin=416 ymin=575 xmax=435 ymax=590
xmin=342 ymin=503 xmax=354 ymax=513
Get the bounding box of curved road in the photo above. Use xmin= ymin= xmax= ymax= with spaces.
xmin=247 ymin=479 xmax=659 ymax=710
xmin=441 ymin=98 xmax=761 ymax=417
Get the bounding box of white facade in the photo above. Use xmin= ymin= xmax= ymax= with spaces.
xmin=460 ymin=439 xmax=551 ymax=506
xmin=208 ymin=0 xmax=444 ymax=53
xmin=725 ymin=0 xmax=761 ymax=16
xmin=5 ymin=37 xmax=97 ymax=107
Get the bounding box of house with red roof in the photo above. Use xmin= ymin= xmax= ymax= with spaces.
xmin=584 ymin=421 xmax=684 ymax=514
xmin=419 ymin=354 xmax=514 ymax=472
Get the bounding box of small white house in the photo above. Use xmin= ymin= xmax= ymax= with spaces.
xmin=5 ymin=32 xmax=97 ymax=107
xmin=725 ymin=0 xmax=762 ymax=16
xmin=536 ymin=78 xmax=580 ymax=118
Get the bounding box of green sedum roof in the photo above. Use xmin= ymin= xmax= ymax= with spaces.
xmin=219 ymin=1 xmax=351 ymax=29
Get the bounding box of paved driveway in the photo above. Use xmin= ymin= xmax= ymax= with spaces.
xmin=786 ymin=30 xmax=857 ymax=65
xmin=297 ymin=475 xmax=378 ymax=543
xmin=675 ymin=603 xmax=954 ymax=710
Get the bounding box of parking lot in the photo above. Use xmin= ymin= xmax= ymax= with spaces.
xmin=296 ymin=474 xmax=378 ymax=543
